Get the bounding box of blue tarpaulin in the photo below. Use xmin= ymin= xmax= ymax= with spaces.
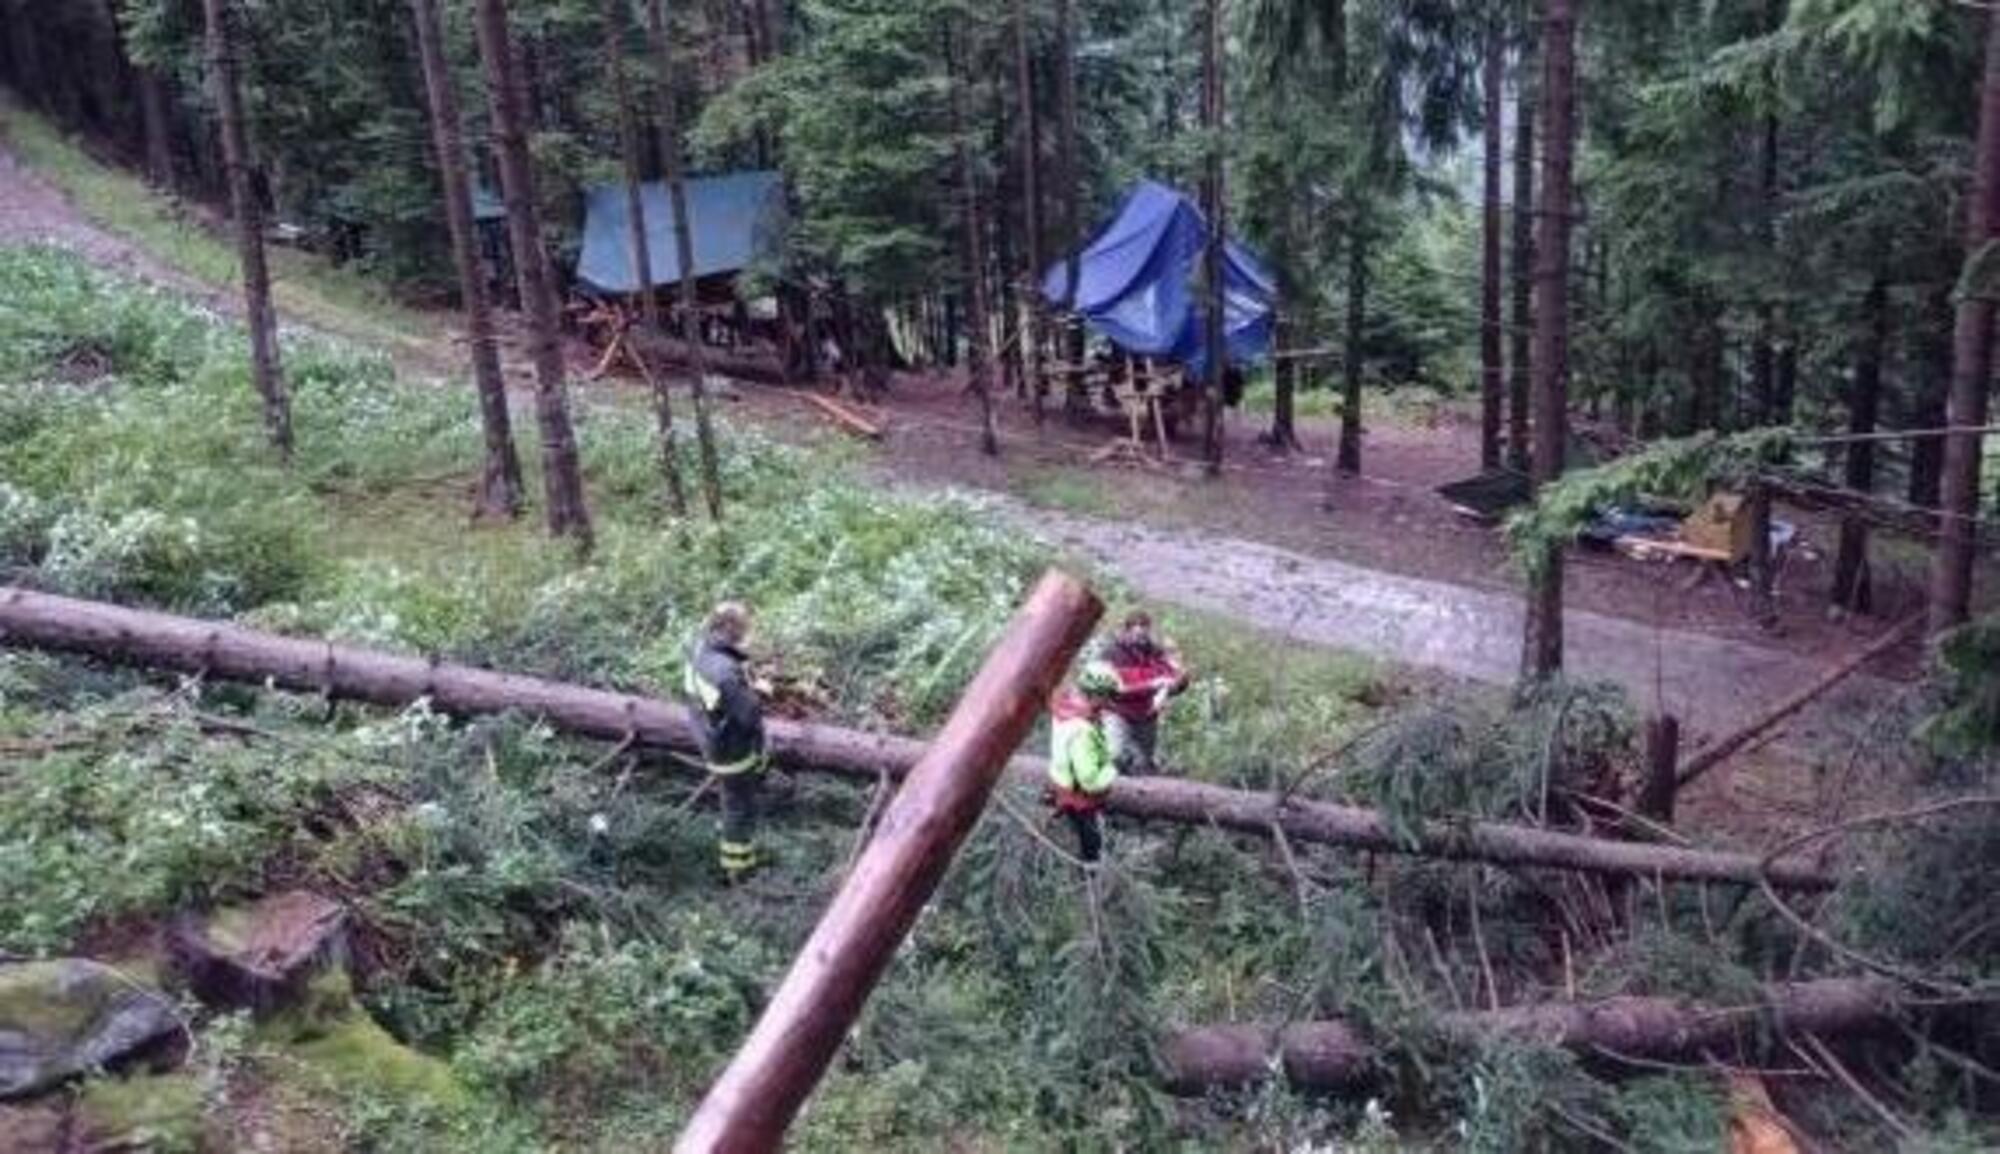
xmin=1041 ymin=180 xmax=1276 ymax=374
xmin=575 ymin=170 xmax=784 ymax=295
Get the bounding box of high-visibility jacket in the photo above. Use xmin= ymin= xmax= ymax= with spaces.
xmin=684 ymin=636 xmax=766 ymax=774
xmin=1098 ymin=639 xmax=1189 ymax=722
xmin=1048 ymin=690 xmax=1116 ymax=807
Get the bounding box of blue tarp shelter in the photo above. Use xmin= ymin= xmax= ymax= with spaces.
xmin=1040 ymin=180 xmax=1276 ymax=375
xmin=575 ymin=170 xmax=784 ymax=295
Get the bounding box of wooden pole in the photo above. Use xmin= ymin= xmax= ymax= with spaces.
xmin=0 ymin=586 xmax=1832 ymax=890
xmin=674 ymin=571 xmax=1103 ymax=1153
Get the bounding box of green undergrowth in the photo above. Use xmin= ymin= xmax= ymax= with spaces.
xmin=0 ymin=96 xmax=439 ymax=362
xmin=4 ymin=245 xmax=1998 ymax=1148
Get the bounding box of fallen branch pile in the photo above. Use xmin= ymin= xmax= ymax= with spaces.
xmin=0 ymin=587 xmax=1832 ymax=890
xmin=1163 ymin=977 xmax=1941 ymax=1093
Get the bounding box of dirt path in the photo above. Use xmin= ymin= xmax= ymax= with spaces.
xmin=998 ymin=498 xmax=1906 ymax=749
xmin=0 ymin=143 xmax=227 ymax=310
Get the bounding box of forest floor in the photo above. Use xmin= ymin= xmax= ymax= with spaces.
xmin=0 ymin=118 xmax=1923 ymax=794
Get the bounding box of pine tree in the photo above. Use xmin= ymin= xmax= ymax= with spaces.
xmin=202 ymin=0 xmax=293 ymax=458
xmin=410 ymin=0 xmax=523 ymax=520
xmin=472 ymin=0 xmax=595 ymax=551
xmin=1521 ymin=0 xmax=1574 ymax=681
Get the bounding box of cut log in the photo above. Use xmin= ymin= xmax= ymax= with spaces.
xmin=1162 ymin=978 xmax=1918 ymax=1094
xmin=803 ymin=392 xmax=884 ymax=440
xmin=0 ymin=587 xmax=1833 ymax=890
xmin=675 ymin=571 xmax=1101 ymax=1152
xmin=626 ymin=330 xmax=789 ymax=387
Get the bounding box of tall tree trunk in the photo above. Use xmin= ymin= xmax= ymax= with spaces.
xmin=1479 ymin=15 xmax=1505 ymax=470
xmin=1928 ymin=8 xmax=2000 ymax=635
xmin=411 ymin=0 xmax=523 ymax=521
xmin=605 ymin=0 xmax=661 ymax=333
xmin=1750 ymin=0 xmax=1785 ymax=426
xmin=648 ymin=0 xmax=724 ymax=522
xmin=1833 ymin=278 xmax=1888 ymax=615
xmin=950 ymin=27 xmax=999 ymax=457
xmin=1270 ymin=317 xmax=1298 ymax=449
xmin=137 ymin=66 xmax=177 ymax=189
xmin=1909 ymin=284 xmax=1952 ymax=509
xmin=613 ymin=0 xmax=690 ymax=522
xmin=201 ymin=0 xmax=292 ymax=459
xmin=1200 ymin=0 xmax=1225 ymax=475
xmin=1054 ymin=0 xmax=1085 ymax=411
xmin=1521 ymin=0 xmax=1575 ymax=682
xmin=472 ymin=0 xmax=594 ymax=550
xmin=1691 ymin=306 xmax=1724 ymax=432
xmin=1337 ymin=228 xmax=1366 ymax=474
xmin=1507 ymin=30 xmax=1536 ymax=474
xmin=1011 ymin=0 xmax=1046 ymax=422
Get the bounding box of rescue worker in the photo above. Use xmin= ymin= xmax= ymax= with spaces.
xmin=684 ymin=601 xmax=768 ymax=879
xmin=1048 ymin=661 xmax=1121 ymax=863
xmin=1095 ymin=611 xmax=1190 ymax=776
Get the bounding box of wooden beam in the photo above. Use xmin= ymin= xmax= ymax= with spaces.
xmin=674 ymin=571 xmax=1103 ymax=1153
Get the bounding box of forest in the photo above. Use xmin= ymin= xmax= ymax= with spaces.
xmin=3 ymin=0 xmax=2000 ymax=1149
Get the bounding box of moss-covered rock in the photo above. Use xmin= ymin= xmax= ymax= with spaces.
xmin=0 ymin=959 xmax=179 ymax=1099
xmin=74 ymin=1072 xmax=203 ymax=1153
xmin=256 ymin=971 xmax=466 ymax=1111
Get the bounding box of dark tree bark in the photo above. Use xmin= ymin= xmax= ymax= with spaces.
xmin=472 ymin=0 xmax=595 ymax=550
xmin=1011 ymin=0 xmax=1047 ymax=422
xmin=1270 ymin=318 xmax=1298 ymax=449
xmin=648 ymin=0 xmax=724 ymax=522
xmin=202 ymin=0 xmax=292 ymax=459
xmin=411 ymin=0 xmax=523 ymax=521
xmin=1521 ymin=0 xmax=1575 ymax=682
xmin=604 ymin=0 xmax=661 ymax=333
xmin=950 ymin=27 xmax=999 ymax=456
xmin=1750 ymin=0 xmax=1785 ymax=426
xmin=1833 ymin=279 xmax=1889 ymax=614
xmin=610 ymin=0 xmax=691 ymax=520
xmin=1690 ymin=305 xmax=1725 ymax=432
xmin=1200 ymin=0 xmax=1226 ymax=475
xmin=1054 ymin=0 xmax=1085 ymax=410
xmin=137 ymin=66 xmax=178 ymax=189
xmin=1479 ymin=15 xmax=1505 ymax=470
xmin=1908 ymin=284 xmax=1952 ymax=509
xmin=1337 ymin=228 xmax=1366 ymax=474
xmin=1507 ymin=30 xmax=1535 ymax=473
xmin=1928 ymin=8 xmax=2000 ymax=635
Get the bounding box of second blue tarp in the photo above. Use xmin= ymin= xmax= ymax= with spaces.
xmin=1041 ymin=180 xmax=1276 ymax=376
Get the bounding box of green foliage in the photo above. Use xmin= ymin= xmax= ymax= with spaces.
xmin=1504 ymin=428 xmax=1795 ymax=577
xmin=455 ymin=921 xmax=765 ymax=1118
xmin=1920 ymin=616 xmax=2000 ymax=762
xmin=1342 ymin=679 xmax=1636 ymax=841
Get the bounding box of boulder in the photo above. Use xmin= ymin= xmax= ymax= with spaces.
xmin=171 ymin=891 xmax=348 ymax=1012
xmin=0 ymin=959 xmax=180 ymax=1100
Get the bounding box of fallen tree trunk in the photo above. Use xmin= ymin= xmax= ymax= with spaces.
xmin=0 ymin=587 xmax=1832 ymax=890
xmin=628 ymin=330 xmax=790 ymax=387
xmin=1163 ymin=978 xmax=1920 ymax=1093
xmin=677 ymin=572 xmax=1101 ymax=1152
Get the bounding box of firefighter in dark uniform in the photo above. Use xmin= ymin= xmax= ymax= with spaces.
xmin=684 ymin=601 xmax=768 ymax=879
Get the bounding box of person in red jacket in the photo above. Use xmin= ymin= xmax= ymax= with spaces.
xmin=1095 ymin=611 xmax=1189 ymax=775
